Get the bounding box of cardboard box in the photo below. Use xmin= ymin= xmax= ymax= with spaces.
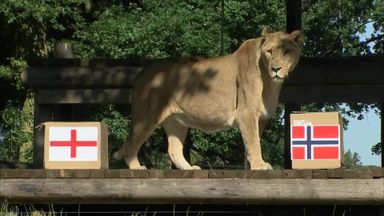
xmin=44 ymin=122 xmax=108 ymax=169
xmin=290 ymin=112 xmax=344 ymax=169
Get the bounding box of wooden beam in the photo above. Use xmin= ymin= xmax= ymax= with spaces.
xmin=287 ymin=56 xmax=384 ymax=86
xmin=1 ymin=178 xmax=382 ymax=204
xmin=36 ymin=89 xmax=132 ymax=104
xmin=1 ymin=169 xmax=382 ymax=179
xmin=381 ymin=103 xmax=384 ymax=168
xmin=36 ymin=84 xmax=384 ymax=104
xmin=23 ymin=56 xmax=384 ymax=88
xmin=280 ymin=85 xmax=384 ymax=103
xmin=23 ymin=66 xmax=141 ymax=88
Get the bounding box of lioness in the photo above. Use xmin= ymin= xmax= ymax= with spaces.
xmin=114 ymin=30 xmax=303 ymax=170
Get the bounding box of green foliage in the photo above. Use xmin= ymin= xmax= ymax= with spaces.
xmin=343 ymin=149 xmax=363 ymax=169
xmin=0 ymin=103 xmax=33 ymax=162
xmin=0 ymin=58 xmax=27 ymax=90
xmin=371 ymin=142 xmax=381 ymax=155
xmin=74 ymin=1 xmax=224 ymax=58
xmin=302 ymin=0 xmax=380 ymax=56
xmin=92 ymin=105 xmax=130 ymax=150
xmin=191 ymin=128 xmax=244 ymax=169
xmin=0 ymin=0 xmax=85 ymax=57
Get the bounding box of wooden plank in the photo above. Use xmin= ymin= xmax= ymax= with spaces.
xmin=104 ymin=170 xmax=119 ymax=178
xmin=37 ymin=89 xmax=132 ymax=104
xmin=0 ymin=170 xmax=6 ymax=178
xmin=280 ymin=85 xmax=384 ymax=103
xmin=149 ymin=169 xmax=207 ymax=178
xmin=2 ymin=169 xmax=381 ymax=179
xmin=191 ymin=170 xmax=209 ymax=179
xmin=246 ymin=170 xmax=283 ymax=179
xmin=34 ymin=86 xmax=384 ymax=104
xmin=295 ymin=170 xmax=313 ymax=179
xmin=327 ymin=169 xmax=344 ymax=179
xmin=46 ymin=169 xmax=106 ymax=178
xmin=343 ymin=170 xmax=373 ymax=179
xmin=24 ymin=66 xmax=140 ymax=88
xmin=372 ymin=168 xmax=384 ymax=178
xmin=163 ymin=170 xmax=194 ymax=178
xmin=23 ymin=56 xmax=384 ymax=88
xmin=1 ymin=178 xmax=383 ymax=205
xmin=208 ymin=170 xmax=246 ymax=178
xmin=312 ymin=170 xmax=328 ymax=179
xmin=119 ymin=170 xmax=149 ymax=178
xmin=283 ymin=170 xmax=297 ymax=179
xmin=287 ymin=56 xmax=384 ymax=86
xmin=282 ymin=170 xmax=312 ymax=179
xmin=0 ymin=169 xmax=46 ymax=178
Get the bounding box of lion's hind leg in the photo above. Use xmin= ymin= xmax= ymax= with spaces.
xmin=162 ymin=116 xmax=201 ymax=170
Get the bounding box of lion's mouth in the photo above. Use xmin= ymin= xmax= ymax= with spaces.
xmin=270 ymin=71 xmax=285 ymax=81
xmin=271 ymin=73 xmax=285 ymax=82
xmin=272 ymin=76 xmax=284 ymax=82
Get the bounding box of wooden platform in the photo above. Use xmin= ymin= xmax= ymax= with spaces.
xmin=1 ymin=169 xmax=383 ymax=205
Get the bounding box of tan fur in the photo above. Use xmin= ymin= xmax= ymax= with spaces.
xmin=114 ymin=30 xmax=303 ymax=170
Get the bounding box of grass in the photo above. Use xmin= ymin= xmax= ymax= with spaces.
xmin=1 ymin=201 xmax=61 ymax=216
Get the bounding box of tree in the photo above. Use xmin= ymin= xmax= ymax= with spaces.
xmin=343 ymin=149 xmax=363 ymax=169
xmin=0 ymin=0 xmax=85 ymax=163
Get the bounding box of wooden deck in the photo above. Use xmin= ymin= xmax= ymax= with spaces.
xmin=1 ymin=169 xmax=383 ymax=205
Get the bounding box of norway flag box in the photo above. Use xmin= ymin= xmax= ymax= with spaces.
xmin=44 ymin=122 xmax=108 ymax=169
xmin=290 ymin=112 xmax=344 ymax=169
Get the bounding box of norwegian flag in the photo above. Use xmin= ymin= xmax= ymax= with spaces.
xmin=49 ymin=127 xmax=98 ymax=161
xmin=291 ymin=125 xmax=340 ymax=160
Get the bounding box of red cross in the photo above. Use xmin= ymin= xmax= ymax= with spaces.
xmin=50 ymin=129 xmax=97 ymax=158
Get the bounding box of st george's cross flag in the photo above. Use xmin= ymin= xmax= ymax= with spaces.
xmin=49 ymin=127 xmax=98 ymax=161
xmin=44 ymin=122 xmax=108 ymax=169
xmin=291 ymin=125 xmax=340 ymax=160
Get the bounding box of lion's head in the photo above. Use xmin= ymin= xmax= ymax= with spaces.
xmin=260 ymin=29 xmax=303 ymax=82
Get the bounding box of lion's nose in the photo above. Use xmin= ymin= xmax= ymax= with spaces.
xmin=271 ymin=66 xmax=282 ymax=72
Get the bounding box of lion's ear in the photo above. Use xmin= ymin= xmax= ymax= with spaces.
xmin=291 ymin=30 xmax=303 ymax=46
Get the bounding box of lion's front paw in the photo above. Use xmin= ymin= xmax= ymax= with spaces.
xmin=252 ymin=162 xmax=272 ymax=170
xmin=191 ymin=165 xmax=201 ymax=170
xmin=130 ymin=165 xmax=147 ymax=170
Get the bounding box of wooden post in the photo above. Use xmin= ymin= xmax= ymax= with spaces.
xmin=286 ymin=0 xmax=302 ymax=32
xmin=33 ymin=102 xmax=52 ymax=168
xmin=381 ymin=104 xmax=384 ymax=168
xmin=284 ymin=0 xmax=302 ymax=169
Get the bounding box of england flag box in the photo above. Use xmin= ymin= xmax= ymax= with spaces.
xmin=290 ymin=112 xmax=344 ymax=169
xmin=44 ymin=122 xmax=108 ymax=169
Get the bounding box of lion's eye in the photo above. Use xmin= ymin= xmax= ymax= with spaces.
xmin=267 ymin=49 xmax=272 ymax=55
xmin=284 ymin=49 xmax=291 ymax=55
